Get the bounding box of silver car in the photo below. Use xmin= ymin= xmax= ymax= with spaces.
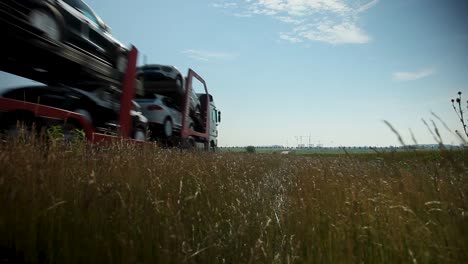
xmin=135 ymin=94 xmax=192 ymax=140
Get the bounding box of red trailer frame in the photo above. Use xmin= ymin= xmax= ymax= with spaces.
xmin=181 ymin=69 xmax=210 ymax=147
xmin=0 ymin=97 xmax=95 ymax=139
xmin=118 ymin=47 xmax=138 ymax=139
xmin=0 ymin=46 xmax=140 ymax=143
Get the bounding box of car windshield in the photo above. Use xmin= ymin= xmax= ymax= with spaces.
xmin=63 ymin=0 xmax=100 ymax=26
xmin=137 ymin=71 xmax=184 ymax=100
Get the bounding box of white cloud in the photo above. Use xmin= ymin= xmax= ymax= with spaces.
xmin=276 ymin=16 xmax=304 ymax=24
xmin=182 ymin=49 xmax=239 ymax=61
xmin=356 ymin=0 xmax=379 ymax=13
xmin=234 ymin=12 xmax=253 ymax=17
xmin=279 ymin=32 xmax=303 ymax=43
xmin=392 ymin=68 xmax=436 ymax=82
xmin=212 ymin=2 xmax=238 ymax=8
xmin=213 ymin=0 xmax=379 ymax=45
xmin=299 ymin=21 xmax=370 ymax=44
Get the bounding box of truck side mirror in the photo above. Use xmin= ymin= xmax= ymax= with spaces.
xmin=218 ymin=111 xmax=221 ymax=123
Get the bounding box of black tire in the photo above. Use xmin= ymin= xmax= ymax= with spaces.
xmin=162 ymin=118 xmax=173 ymax=138
xmin=180 ymin=137 xmax=196 ymax=150
xmin=210 ymin=141 xmax=217 ymax=152
xmin=4 ymin=114 xmax=43 ymax=142
xmin=5 ymin=118 xmax=31 ymax=139
xmin=62 ymin=120 xmax=85 ymax=143
xmin=28 ymin=8 xmax=62 ymax=42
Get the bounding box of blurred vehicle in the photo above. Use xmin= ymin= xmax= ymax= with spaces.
xmin=135 ymin=94 xmax=192 ymax=140
xmin=0 ymin=0 xmax=128 ymax=72
xmin=136 ymin=64 xmax=200 ymax=112
xmin=0 ymin=85 xmax=147 ymax=139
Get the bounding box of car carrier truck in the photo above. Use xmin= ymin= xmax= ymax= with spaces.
xmin=0 ymin=0 xmax=220 ymax=149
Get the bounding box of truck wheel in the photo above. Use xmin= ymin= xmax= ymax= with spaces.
xmin=180 ymin=137 xmax=196 ymax=150
xmin=29 ymin=9 xmax=61 ymax=42
xmin=210 ymin=141 xmax=217 ymax=152
xmin=163 ymin=118 xmax=173 ymax=138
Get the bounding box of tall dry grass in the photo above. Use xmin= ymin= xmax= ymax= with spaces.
xmin=0 ymin=136 xmax=466 ymax=263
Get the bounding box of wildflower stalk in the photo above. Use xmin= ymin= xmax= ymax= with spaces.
xmin=451 ymin=92 xmax=468 ymax=138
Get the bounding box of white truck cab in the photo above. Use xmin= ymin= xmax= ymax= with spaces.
xmin=198 ymin=93 xmax=221 ymax=149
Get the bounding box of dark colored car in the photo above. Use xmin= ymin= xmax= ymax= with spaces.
xmin=0 ymin=85 xmax=147 ymax=140
xmin=137 ymin=64 xmax=201 ymax=117
xmin=0 ymin=0 xmax=128 ymax=72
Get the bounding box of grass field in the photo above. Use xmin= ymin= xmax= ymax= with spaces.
xmin=0 ymin=136 xmax=467 ymax=263
xmin=220 ymin=147 xmax=429 ymax=155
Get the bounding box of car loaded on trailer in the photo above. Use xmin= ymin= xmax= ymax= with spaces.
xmin=136 ymin=64 xmax=221 ymax=149
xmin=0 ymin=0 xmax=128 ymax=73
xmin=135 ymin=93 xmax=192 ymax=140
xmin=136 ymin=65 xmax=201 ymax=139
xmin=0 ymin=84 xmax=147 ymax=140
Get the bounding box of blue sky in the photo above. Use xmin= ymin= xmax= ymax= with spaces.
xmin=1 ymin=0 xmax=467 ymax=147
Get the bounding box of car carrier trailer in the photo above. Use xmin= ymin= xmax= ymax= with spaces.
xmin=0 ymin=46 xmax=139 ymax=143
xmin=0 ymin=9 xmax=217 ymax=147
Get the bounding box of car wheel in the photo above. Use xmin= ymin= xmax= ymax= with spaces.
xmin=29 ymin=9 xmax=61 ymax=42
xmin=6 ymin=119 xmax=31 ymax=139
xmin=163 ymin=118 xmax=173 ymax=138
xmin=73 ymin=109 xmax=93 ymax=124
xmin=62 ymin=121 xmax=85 ymax=143
xmin=133 ymin=128 xmax=146 ymax=141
